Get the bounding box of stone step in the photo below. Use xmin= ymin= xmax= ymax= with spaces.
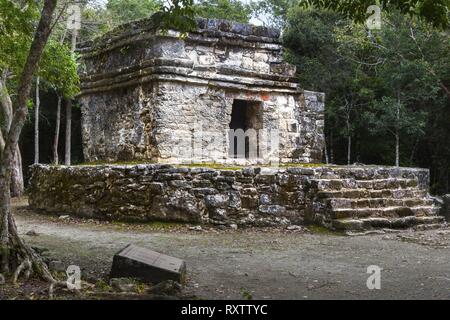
xmin=413 ymin=223 xmax=448 ymax=231
xmin=331 ymin=206 xmax=440 ymax=219
xmin=332 ymin=215 xmax=446 ymax=231
xmin=326 ymin=197 xmax=435 ymax=210
xmin=320 ymin=167 xmax=427 ymax=182
xmin=311 ymin=178 xmax=418 ymax=191
xmin=317 ymin=188 xmax=428 ymax=200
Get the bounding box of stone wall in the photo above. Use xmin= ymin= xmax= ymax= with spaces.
xmin=28 ymin=164 xmax=433 ymax=227
xmin=78 ymin=17 xmax=325 ymax=164
xmin=442 ymin=195 xmax=450 ymax=221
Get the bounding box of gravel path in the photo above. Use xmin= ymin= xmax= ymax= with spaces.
xmin=13 ymin=198 xmax=450 ymax=300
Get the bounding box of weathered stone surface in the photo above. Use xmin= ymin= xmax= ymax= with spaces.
xmin=77 ymin=16 xmax=325 ymax=164
xmin=442 ymin=195 xmax=450 ymax=221
xmin=25 ymin=230 xmax=39 ymax=237
xmin=147 ymin=280 xmax=182 ymax=296
xmin=28 ymin=164 xmax=442 ymax=231
xmin=49 ymin=260 xmax=66 ymax=272
xmin=110 ymin=278 xmax=138 ymax=293
xmin=110 ymin=245 xmax=186 ymax=284
xmin=306 ymin=166 xmax=444 ymax=231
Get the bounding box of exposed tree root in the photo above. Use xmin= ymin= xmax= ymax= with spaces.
xmin=1 ymin=212 xmax=55 ymax=284
xmin=12 ymin=258 xmax=31 ymax=284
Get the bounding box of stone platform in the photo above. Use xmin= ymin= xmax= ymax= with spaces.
xmin=28 ymin=164 xmax=445 ymax=231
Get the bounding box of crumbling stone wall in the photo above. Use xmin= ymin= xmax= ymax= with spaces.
xmin=28 ymin=164 xmax=432 ymax=227
xmin=78 ymin=17 xmax=325 ymax=164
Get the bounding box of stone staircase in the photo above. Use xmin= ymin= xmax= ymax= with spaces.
xmin=306 ymin=170 xmax=446 ymax=232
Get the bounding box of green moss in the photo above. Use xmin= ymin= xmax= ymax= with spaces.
xmin=240 ymin=287 xmax=253 ymax=300
xmin=176 ymin=163 xmax=242 ymax=170
xmin=95 ymin=279 xmax=112 ymax=292
xmin=143 ymin=221 xmax=186 ymax=229
xmin=135 ymin=282 xmax=147 ymax=294
xmin=178 ymin=162 xmax=328 ymax=170
xmin=110 ymin=220 xmax=186 ymax=231
xmin=308 ymin=225 xmax=345 ymax=236
xmin=280 ymin=163 xmax=327 ymax=168
xmin=69 ymin=161 xmax=329 ymax=170
xmin=73 ymin=160 xmax=156 ymax=167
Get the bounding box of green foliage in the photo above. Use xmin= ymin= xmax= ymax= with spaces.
xmin=284 ymin=8 xmax=347 ymax=93
xmin=365 ymin=97 xmax=427 ymax=138
xmin=78 ymin=0 xmax=198 ymax=43
xmin=106 ymin=0 xmax=161 ymax=24
xmin=76 ymin=3 xmax=113 ymax=43
xmin=157 ymin=0 xmax=197 ymax=32
xmin=251 ymin=0 xmax=296 ymax=27
xmin=195 ymin=0 xmax=253 ymax=23
xmin=39 ymin=41 xmax=80 ymax=99
xmin=240 ymin=287 xmax=253 ymax=300
xmin=0 ymin=1 xmax=79 ymax=100
xmin=0 ymin=0 xmax=38 ymax=36
xmin=301 ymin=0 xmax=450 ymax=29
xmin=0 ymin=0 xmax=38 ymax=76
xmin=284 ymin=7 xmax=450 ymax=191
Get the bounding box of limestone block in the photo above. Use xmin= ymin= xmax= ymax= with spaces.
xmin=110 ymin=245 xmax=186 ymax=284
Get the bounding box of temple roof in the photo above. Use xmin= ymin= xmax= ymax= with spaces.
xmin=77 ymin=15 xmax=299 ymax=96
xmin=78 ymin=15 xmax=282 ymax=55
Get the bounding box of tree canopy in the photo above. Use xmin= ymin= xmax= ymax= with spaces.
xmin=0 ymin=0 xmax=79 ymax=100
xmin=282 ymin=5 xmax=450 ymax=191
xmin=195 ymin=0 xmax=253 ymax=23
xmin=301 ymin=0 xmax=450 ymax=29
xmin=106 ymin=0 xmax=161 ymax=24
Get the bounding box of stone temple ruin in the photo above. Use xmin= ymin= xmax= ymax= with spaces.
xmin=77 ymin=17 xmax=325 ymax=164
xmin=28 ymin=17 xmax=447 ymax=231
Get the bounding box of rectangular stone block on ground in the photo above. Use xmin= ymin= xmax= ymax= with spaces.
xmin=110 ymin=244 xmax=186 ymax=284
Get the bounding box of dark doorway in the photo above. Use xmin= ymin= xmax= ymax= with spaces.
xmin=229 ymin=99 xmax=263 ymax=159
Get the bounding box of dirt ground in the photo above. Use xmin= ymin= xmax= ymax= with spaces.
xmin=5 ymin=198 xmax=450 ymax=300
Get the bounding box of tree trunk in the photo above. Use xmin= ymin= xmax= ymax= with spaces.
xmin=324 ymin=132 xmax=329 ymax=164
xmin=65 ymin=28 xmax=78 ymax=166
xmin=0 ymin=76 xmax=12 ymax=155
xmin=330 ymin=130 xmax=334 ymax=164
xmin=65 ymin=100 xmax=72 ymax=165
xmin=409 ymin=137 xmax=419 ymax=165
xmin=395 ymin=95 xmax=400 ymax=167
xmin=34 ymin=76 xmax=40 ymax=164
xmin=0 ymin=75 xmax=13 ymax=135
xmin=346 ymin=116 xmax=351 ymax=165
xmin=0 ymin=0 xmax=57 ymax=280
xmin=395 ymin=132 xmax=400 ymax=167
xmin=10 ymin=146 xmax=24 ymax=198
xmin=347 ymin=135 xmax=352 ymax=165
xmin=1 ymin=74 xmax=24 ymax=197
xmin=53 ymin=96 xmax=62 ymax=164
xmin=0 ymin=169 xmax=12 ymax=273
